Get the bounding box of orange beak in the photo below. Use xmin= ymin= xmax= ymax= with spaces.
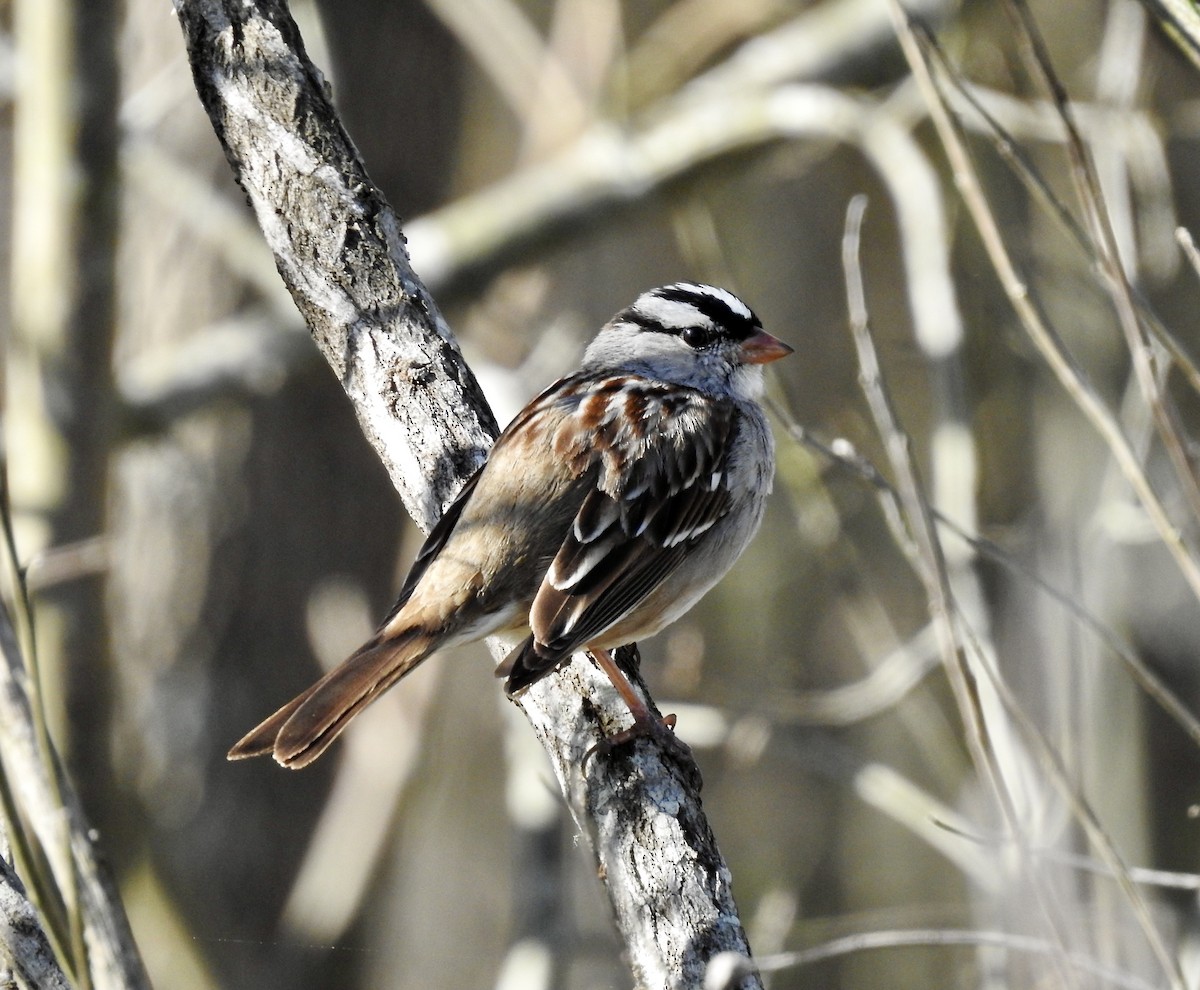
xmin=739 ymin=330 xmax=794 ymax=365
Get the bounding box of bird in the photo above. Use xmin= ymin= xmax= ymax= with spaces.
xmin=229 ymin=282 xmax=793 ymax=769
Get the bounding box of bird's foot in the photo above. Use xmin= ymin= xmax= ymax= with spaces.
xmin=581 ymin=648 xmax=700 ymax=785
xmin=583 ymin=711 xmax=691 ymax=770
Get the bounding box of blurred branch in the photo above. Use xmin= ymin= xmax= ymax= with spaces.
xmin=518 ymin=0 xmax=623 ymax=159
xmin=1138 ymin=0 xmax=1200 ymax=69
xmin=893 ymin=6 xmax=1200 ymax=617
xmin=115 ymin=310 xmax=316 ymax=435
xmin=621 ymin=0 xmax=782 ymax=110
xmin=1178 ymin=224 xmax=1200 ymax=275
xmin=171 ymin=2 xmax=762 ymax=987
xmin=1004 ymin=0 xmax=1200 ymax=527
xmin=121 ymin=139 xmax=295 ymax=319
xmin=23 ymin=538 xmax=109 ymax=595
xmin=767 ymin=620 xmax=941 ymax=725
xmin=0 ymin=478 xmax=149 ymax=989
xmin=410 ymin=84 xmax=961 ymax=359
xmin=681 ymin=0 xmax=953 ymax=103
xmin=708 ymin=927 xmax=1161 ymax=990
xmin=944 ymin=823 xmax=1200 ymax=892
xmin=769 ymin=403 xmax=1200 ymax=750
xmin=424 ymin=0 xmax=584 ymax=132
xmin=891 ymin=7 xmax=1190 ymax=986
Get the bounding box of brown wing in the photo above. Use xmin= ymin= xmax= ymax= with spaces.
xmin=376 ymin=466 xmax=486 ymax=627
xmin=228 ymin=374 xmax=596 ymax=767
xmin=379 ymin=372 xmax=595 ymax=629
xmin=499 ymin=379 xmax=736 ymax=693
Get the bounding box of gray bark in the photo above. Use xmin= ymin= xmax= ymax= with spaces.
xmin=172 ymin=2 xmax=762 ymax=987
xmin=0 ymin=858 xmax=71 ymax=990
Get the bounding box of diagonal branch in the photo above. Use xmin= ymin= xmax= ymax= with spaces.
xmin=172 ymin=0 xmax=496 ymax=530
xmin=171 ymin=2 xmax=761 ymax=987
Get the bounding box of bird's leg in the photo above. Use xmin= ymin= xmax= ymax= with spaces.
xmin=585 ymin=648 xmax=678 ymax=763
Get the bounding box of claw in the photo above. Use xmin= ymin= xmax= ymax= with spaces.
xmin=584 ymin=711 xmax=678 ymax=769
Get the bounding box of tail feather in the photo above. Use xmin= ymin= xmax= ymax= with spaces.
xmin=227 ymin=680 xmax=323 ymax=760
xmin=495 ymin=636 xmax=562 ymax=696
xmin=228 ymin=629 xmax=434 ymax=770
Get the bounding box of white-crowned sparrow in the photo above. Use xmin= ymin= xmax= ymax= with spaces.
xmin=230 ymin=282 xmax=792 ymax=768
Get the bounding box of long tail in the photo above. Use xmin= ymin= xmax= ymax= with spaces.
xmin=228 ymin=628 xmax=435 ymax=769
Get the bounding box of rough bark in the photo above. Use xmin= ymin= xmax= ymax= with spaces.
xmin=0 ymin=857 xmax=71 ymax=990
xmin=172 ymin=2 xmax=762 ymax=987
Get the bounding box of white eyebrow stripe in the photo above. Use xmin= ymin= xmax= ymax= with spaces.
xmin=674 ymin=283 xmax=753 ymax=319
xmin=633 ymin=296 xmax=715 ymax=331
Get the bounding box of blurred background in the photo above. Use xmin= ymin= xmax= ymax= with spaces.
xmin=5 ymin=0 xmax=1200 ymax=987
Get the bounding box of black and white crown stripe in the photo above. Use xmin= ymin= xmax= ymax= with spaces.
xmin=619 ymin=282 xmax=763 ymax=342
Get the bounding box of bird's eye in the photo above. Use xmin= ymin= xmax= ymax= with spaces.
xmin=680 ymin=325 xmax=712 ymax=348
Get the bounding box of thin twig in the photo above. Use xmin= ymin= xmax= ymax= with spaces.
xmin=841 ymin=195 xmax=999 ymax=812
xmin=841 ymin=193 xmax=1081 ymax=990
xmin=933 ymin=818 xmax=1200 ymax=891
xmin=0 ymin=469 xmax=149 ymax=988
xmin=708 ymin=927 xmax=1160 ymax=990
xmin=766 ymin=400 xmax=1200 ymax=751
xmin=0 ymin=471 xmax=77 ymax=982
xmin=894 ymin=0 xmax=1200 ymax=631
xmin=1176 ymin=224 xmax=1200 ymax=281
xmin=1136 ymin=0 xmax=1200 ymax=72
xmin=1003 ymin=0 xmax=1200 ymax=531
xmin=923 ymin=41 xmax=1200 ymax=397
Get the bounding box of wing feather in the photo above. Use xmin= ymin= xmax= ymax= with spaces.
xmin=504 ymin=381 xmax=737 ymax=691
xmin=377 ymin=466 xmax=486 ymax=628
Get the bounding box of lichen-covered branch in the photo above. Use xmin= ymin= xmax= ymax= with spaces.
xmin=172 ymin=1 xmax=761 ymax=986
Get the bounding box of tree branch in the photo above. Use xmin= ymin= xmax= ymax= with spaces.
xmin=0 ymin=857 xmax=72 ymax=990
xmin=172 ymin=1 xmax=761 ymax=986
xmin=0 ymin=587 xmax=149 ymax=990
xmin=173 ymin=0 xmax=496 ymax=529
